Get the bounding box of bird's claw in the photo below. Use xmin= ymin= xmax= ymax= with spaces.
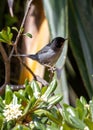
xmin=48 ymin=66 xmax=56 ymax=73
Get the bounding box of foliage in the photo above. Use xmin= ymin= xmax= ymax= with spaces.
xmin=0 ymin=79 xmax=92 ymax=129
xmin=0 ymin=79 xmax=62 ymax=129
xmin=0 ymin=0 xmax=93 ymax=129
xmin=0 ymin=27 xmax=13 ymax=45
xmin=68 ymin=0 xmax=93 ymax=98
xmin=43 ymin=0 xmax=68 ymax=104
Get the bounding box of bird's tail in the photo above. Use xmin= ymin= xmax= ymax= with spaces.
xmin=13 ymin=54 xmax=37 ymax=60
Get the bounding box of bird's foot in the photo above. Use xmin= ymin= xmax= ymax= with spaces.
xmin=48 ymin=66 xmax=56 ymax=73
xmin=44 ymin=64 xmax=56 ymax=73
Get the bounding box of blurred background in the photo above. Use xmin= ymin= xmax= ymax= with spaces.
xmin=0 ymin=0 xmax=93 ymax=106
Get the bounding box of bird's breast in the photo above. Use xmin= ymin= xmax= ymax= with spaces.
xmin=38 ymin=47 xmax=63 ymax=65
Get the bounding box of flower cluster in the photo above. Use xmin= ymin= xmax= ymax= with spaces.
xmin=3 ymin=103 xmax=22 ymax=122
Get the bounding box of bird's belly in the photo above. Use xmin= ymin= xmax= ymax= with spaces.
xmin=38 ymin=49 xmax=62 ymax=66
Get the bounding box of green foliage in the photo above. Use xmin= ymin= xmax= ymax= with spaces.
xmin=0 ymin=79 xmax=93 ymax=129
xmin=69 ymin=0 xmax=93 ymax=98
xmin=0 ymin=79 xmax=63 ymax=130
xmin=12 ymin=27 xmax=19 ymax=32
xmin=43 ymin=0 xmax=68 ymax=105
xmin=0 ymin=27 xmax=13 ymax=45
xmin=5 ymin=14 xmax=18 ymax=26
xmin=62 ymin=96 xmax=93 ymax=130
xmin=23 ymin=33 xmax=32 ymax=38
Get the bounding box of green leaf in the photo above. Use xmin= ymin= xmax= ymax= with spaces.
xmin=5 ymin=14 xmax=18 ymax=26
xmin=12 ymin=124 xmax=30 ymax=130
xmin=85 ymin=118 xmax=93 ymax=130
xmin=67 ymin=106 xmax=78 ymax=118
xmin=62 ymin=104 xmax=71 ymax=123
xmin=89 ymin=99 xmax=93 ymax=122
xmin=69 ymin=115 xmax=86 ymax=129
xmin=14 ymin=91 xmax=27 ymax=102
xmin=0 ymin=116 xmax=4 ymax=130
xmin=76 ymin=99 xmax=87 ymax=120
xmin=35 ymin=109 xmax=62 ymax=126
xmin=33 ymin=117 xmax=46 ymax=130
xmin=0 ymin=27 xmax=13 ymax=45
xmin=41 ymin=79 xmax=57 ymax=99
xmin=31 ymin=80 xmax=41 ymax=99
xmin=62 ymin=122 xmax=75 ymax=130
xmin=12 ymin=27 xmax=18 ymax=32
xmin=62 ymin=103 xmax=87 ymax=129
xmin=41 ymin=86 xmax=47 ymax=95
xmin=23 ymin=96 xmax=36 ymax=114
xmin=5 ymin=85 xmax=13 ymax=104
xmin=0 ymin=97 xmax=4 ymax=108
xmin=80 ymin=96 xmax=87 ymax=105
xmin=25 ymin=85 xmax=33 ymax=99
xmin=48 ymin=95 xmax=63 ymax=106
xmin=69 ymin=0 xmax=93 ymax=97
xmin=23 ymin=33 xmax=32 ymax=38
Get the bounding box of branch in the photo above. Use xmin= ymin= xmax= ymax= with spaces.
xmin=20 ymin=57 xmax=49 ymax=86
xmin=9 ymin=0 xmax=33 ymax=59
xmin=0 ymin=43 xmax=10 ymax=93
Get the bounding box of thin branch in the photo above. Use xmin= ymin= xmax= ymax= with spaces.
xmin=9 ymin=0 xmax=33 ymax=59
xmin=0 ymin=42 xmax=10 ymax=91
xmin=22 ymin=60 xmax=48 ymax=86
xmin=19 ymin=56 xmax=49 ymax=86
xmin=0 ymin=0 xmax=48 ymax=95
xmin=9 ymin=0 xmax=49 ymax=87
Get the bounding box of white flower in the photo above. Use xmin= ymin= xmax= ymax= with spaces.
xmin=60 ymin=126 xmax=63 ymax=130
xmin=84 ymin=126 xmax=89 ymax=130
xmin=85 ymin=104 xmax=89 ymax=110
xmin=3 ymin=103 xmax=22 ymax=122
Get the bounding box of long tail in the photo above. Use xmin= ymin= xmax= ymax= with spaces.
xmin=13 ymin=54 xmax=29 ymax=57
xmin=13 ymin=54 xmax=37 ymax=60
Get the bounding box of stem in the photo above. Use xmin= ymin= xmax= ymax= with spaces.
xmin=9 ymin=0 xmax=33 ymax=59
xmin=0 ymin=43 xmax=10 ymax=94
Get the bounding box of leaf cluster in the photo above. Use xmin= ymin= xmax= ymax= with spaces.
xmin=0 ymin=79 xmax=93 ymax=130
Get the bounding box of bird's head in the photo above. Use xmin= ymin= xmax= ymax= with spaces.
xmin=51 ymin=37 xmax=67 ymax=50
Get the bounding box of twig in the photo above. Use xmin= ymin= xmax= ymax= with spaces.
xmin=0 ymin=0 xmax=33 ymax=95
xmin=21 ymin=57 xmax=49 ymax=86
xmin=10 ymin=84 xmax=25 ymax=91
xmin=9 ymin=0 xmax=33 ymax=59
xmin=35 ymin=75 xmax=49 ymax=86
xmin=22 ymin=60 xmax=49 ymax=86
xmin=0 ymin=0 xmax=48 ymax=93
xmin=0 ymin=43 xmax=10 ymax=92
xmin=9 ymin=0 xmax=48 ymax=87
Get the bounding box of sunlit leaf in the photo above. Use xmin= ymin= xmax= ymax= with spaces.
xmin=12 ymin=27 xmax=18 ymax=32
xmin=69 ymin=0 xmax=93 ymax=98
xmin=23 ymin=33 xmax=32 ymax=38
xmin=5 ymin=85 xmax=13 ymax=104
xmin=0 ymin=27 xmax=13 ymax=45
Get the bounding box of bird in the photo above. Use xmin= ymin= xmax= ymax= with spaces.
xmin=13 ymin=37 xmax=67 ymax=71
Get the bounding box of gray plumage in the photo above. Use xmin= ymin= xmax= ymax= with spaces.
xmin=14 ymin=37 xmax=67 ymax=66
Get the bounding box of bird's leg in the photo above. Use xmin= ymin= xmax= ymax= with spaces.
xmin=44 ymin=64 xmax=56 ymax=81
xmin=44 ymin=64 xmax=56 ymax=73
xmin=48 ymin=66 xmax=56 ymax=73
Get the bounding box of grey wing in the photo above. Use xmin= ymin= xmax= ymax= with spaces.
xmin=37 ymin=46 xmax=55 ymax=64
xmin=37 ymin=45 xmax=50 ymax=54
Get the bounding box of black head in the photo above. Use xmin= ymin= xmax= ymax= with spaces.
xmin=51 ymin=37 xmax=66 ymax=49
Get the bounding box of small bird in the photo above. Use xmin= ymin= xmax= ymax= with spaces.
xmin=14 ymin=37 xmax=67 ymax=70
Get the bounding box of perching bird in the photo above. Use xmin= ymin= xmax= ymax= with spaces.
xmin=14 ymin=37 xmax=67 ymax=69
